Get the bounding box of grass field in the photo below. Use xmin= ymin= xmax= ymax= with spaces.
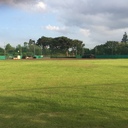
xmin=0 ymin=59 xmax=128 ymax=128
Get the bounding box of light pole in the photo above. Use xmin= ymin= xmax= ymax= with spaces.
xmin=76 ymin=46 xmax=77 ymax=56
xmin=4 ymin=43 xmax=6 ymax=59
xmin=33 ymin=40 xmax=35 ymax=56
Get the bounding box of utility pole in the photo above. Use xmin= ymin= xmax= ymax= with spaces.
xmin=95 ymin=46 xmax=97 ymax=55
xmin=76 ymin=46 xmax=77 ymax=56
xmin=112 ymin=42 xmax=113 ymax=55
xmin=41 ymin=43 xmax=43 ymax=55
xmin=33 ymin=40 xmax=35 ymax=56
xmin=4 ymin=43 xmax=6 ymax=57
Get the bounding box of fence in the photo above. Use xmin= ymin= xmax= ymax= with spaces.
xmin=0 ymin=56 xmax=6 ymax=60
xmin=96 ymin=55 xmax=128 ymax=59
xmin=34 ymin=55 xmax=43 ymax=59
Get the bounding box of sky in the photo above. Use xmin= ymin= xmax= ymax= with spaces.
xmin=0 ymin=0 xmax=128 ymax=49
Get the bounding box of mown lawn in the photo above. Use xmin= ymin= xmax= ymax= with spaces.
xmin=0 ymin=59 xmax=128 ymax=128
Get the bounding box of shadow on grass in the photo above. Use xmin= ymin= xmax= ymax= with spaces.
xmin=0 ymin=81 xmax=128 ymax=92
xmin=0 ymin=94 xmax=128 ymax=128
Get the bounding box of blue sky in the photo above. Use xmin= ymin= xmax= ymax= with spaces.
xmin=0 ymin=0 xmax=128 ymax=48
xmin=0 ymin=3 xmax=54 ymax=47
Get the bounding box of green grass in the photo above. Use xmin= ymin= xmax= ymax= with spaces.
xmin=0 ymin=59 xmax=128 ymax=128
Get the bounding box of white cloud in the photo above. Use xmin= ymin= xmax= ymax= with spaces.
xmin=16 ymin=1 xmax=46 ymax=12
xmin=0 ymin=0 xmax=47 ymax=12
xmin=45 ymin=24 xmax=69 ymax=34
xmin=80 ymin=29 xmax=91 ymax=37
xmin=45 ymin=25 xmax=60 ymax=31
xmin=35 ymin=1 xmax=46 ymax=11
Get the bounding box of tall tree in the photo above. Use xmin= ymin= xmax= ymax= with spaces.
xmin=0 ymin=47 xmax=4 ymax=55
xmin=93 ymin=41 xmax=119 ymax=55
xmin=37 ymin=36 xmax=85 ymax=57
xmin=28 ymin=39 xmax=36 ymax=56
xmin=51 ymin=36 xmax=72 ymax=56
xmin=36 ymin=36 xmax=52 ymax=55
xmin=121 ymin=32 xmax=128 ymax=43
xmin=72 ymin=39 xmax=85 ymax=56
xmin=5 ymin=43 xmax=15 ymax=55
xmin=14 ymin=44 xmax=22 ymax=56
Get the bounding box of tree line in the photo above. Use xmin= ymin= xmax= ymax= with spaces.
xmin=0 ymin=36 xmax=85 ymax=58
xmin=37 ymin=36 xmax=85 ymax=57
xmin=0 ymin=32 xmax=128 ymax=58
xmin=89 ymin=32 xmax=128 ymax=55
xmin=0 ymin=39 xmax=42 ymax=58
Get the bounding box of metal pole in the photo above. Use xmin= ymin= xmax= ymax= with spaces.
xmin=4 ymin=43 xmax=6 ymax=58
xmin=76 ymin=47 xmax=77 ymax=56
xmin=41 ymin=43 xmax=43 ymax=55
xmin=33 ymin=40 xmax=35 ymax=56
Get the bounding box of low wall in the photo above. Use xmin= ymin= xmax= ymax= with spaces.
xmin=96 ymin=55 xmax=128 ymax=59
xmin=0 ymin=56 xmax=6 ymax=60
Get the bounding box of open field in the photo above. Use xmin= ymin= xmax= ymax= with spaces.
xmin=0 ymin=59 xmax=128 ymax=128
